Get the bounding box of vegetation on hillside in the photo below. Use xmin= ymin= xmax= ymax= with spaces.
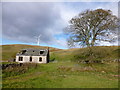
xmin=2 ymin=62 xmax=118 ymax=88
xmin=2 ymin=44 xmax=119 ymax=63
xmin=1 ymin=44 xmax=119 ymax=88
xmin=1 ymin=44 xmax=61 ymax=61
xmin=50 ymin=46 xmax=120 ymax=63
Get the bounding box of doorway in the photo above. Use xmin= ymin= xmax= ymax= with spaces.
xmin=30 ymin=56 xmax=32 ymax=62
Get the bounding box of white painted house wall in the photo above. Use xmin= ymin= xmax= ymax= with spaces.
xmin=16 ymin=56 xmax=47 ymax=63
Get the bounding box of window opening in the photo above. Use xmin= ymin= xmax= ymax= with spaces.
xmin=19 ymin=57 xmax=23 ymax=61
xmin=39 ymin=57 xmax=42 ymax=62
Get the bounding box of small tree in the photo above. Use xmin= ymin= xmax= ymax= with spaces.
xmin=65 ymin=9 xmax=119 ymax=48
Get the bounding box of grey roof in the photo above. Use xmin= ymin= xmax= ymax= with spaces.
xmin=16 ymin=48 xmax=48 ymax=56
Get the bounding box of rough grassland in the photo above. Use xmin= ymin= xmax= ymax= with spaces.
xmin=1 ymin=44 xmax=120 ymax=88
xmin=50 ymin=46 xmax=120 ymax=62
xmin=2 ymin=62 xmax=118 ymax=88
xmin=1 ymin=44 xmax=61 ymax=61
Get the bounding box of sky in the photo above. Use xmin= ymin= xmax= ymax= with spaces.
xmin=1 ymin=0 xmax=119 ymax=49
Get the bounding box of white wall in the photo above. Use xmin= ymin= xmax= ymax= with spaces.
xmin=32 ymin=56 xmax=47 ymax=63
xmin=16 ymin=56 xmax=47 ymax=63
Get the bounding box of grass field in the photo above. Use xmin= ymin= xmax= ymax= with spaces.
xmin=1 ymin=44 xmax=120 ymax=88
xmin=50 ymin=46 xmax=120 ymax=63
xmin=2 ymin=62 xmax=118 ymax=88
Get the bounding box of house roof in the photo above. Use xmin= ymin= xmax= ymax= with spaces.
xmin=16 ymin=48 xmax=48 ymax=56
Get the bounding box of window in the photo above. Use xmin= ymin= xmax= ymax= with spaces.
xmin=30 ymin=57 xmax=32 ymax=62
xmin=19 ymin=57 xmax=23 ymax=61
xmin=39 ymin=57 xmax=42 ymax=62
xmin=40 ymin=51 xmax=44 ymax=54
xmin=22 ymin=50 xmax=26 ymax=54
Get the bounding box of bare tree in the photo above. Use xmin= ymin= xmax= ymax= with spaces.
xmin=65 ymin=9 xmax=119 ymax=48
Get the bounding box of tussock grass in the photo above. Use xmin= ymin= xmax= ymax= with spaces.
xmin=1 ymin=44 xmax=119 ymax=88
xmin=2 ymin=63 xmax=39 ymax=78
xmin=2 ymin=62 xmax=118 ymax=88
xmin=50 ymin=46 xmax=119 ymax=63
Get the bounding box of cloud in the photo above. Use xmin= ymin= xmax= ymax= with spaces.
xmin=2 ymin=2 xmax=63 ymax=45
xmin=95 ymin=2 xmax=118 ymax=16
xmin=2 ymin=2 xmax=118 ymax=48
xmin=2 ymin=0 xmax=119 ymax=2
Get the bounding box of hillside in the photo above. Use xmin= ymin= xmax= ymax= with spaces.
xmin=1 ymin=44 xmax=61 ymax=61
xmin=2 ymin=44 xmax=119 ymax=88
xmin=50 ymin=46 xmax=120 ymax=63
xmin=1 ymin=44 xmax=120 ymax=62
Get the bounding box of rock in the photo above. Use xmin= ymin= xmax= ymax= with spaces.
xmin=101 ymin=71 xmax=105 ymax=73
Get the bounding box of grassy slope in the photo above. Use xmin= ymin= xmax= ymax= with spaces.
xmin=2 ymin=62 xmax=118 ymax=88
xmin=1 ymin=44 xmax=119 ymax=88
xmin=1 ymin=44 xmax=61 ymax=61
xmin=1 ymin=44 xmax=119 ymax=61
xmin=50 ymin=46 xmax=120 ymax=62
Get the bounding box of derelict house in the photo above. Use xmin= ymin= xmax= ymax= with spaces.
xmin=16 ymin=48 xmax=49 ymax=63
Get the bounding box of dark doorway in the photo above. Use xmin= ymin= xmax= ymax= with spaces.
xmin=30 ymin=57 xmax=32 ymax=62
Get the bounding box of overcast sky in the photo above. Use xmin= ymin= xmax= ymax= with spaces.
xmin=1 ymin=1 xmax=118 ymax=49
